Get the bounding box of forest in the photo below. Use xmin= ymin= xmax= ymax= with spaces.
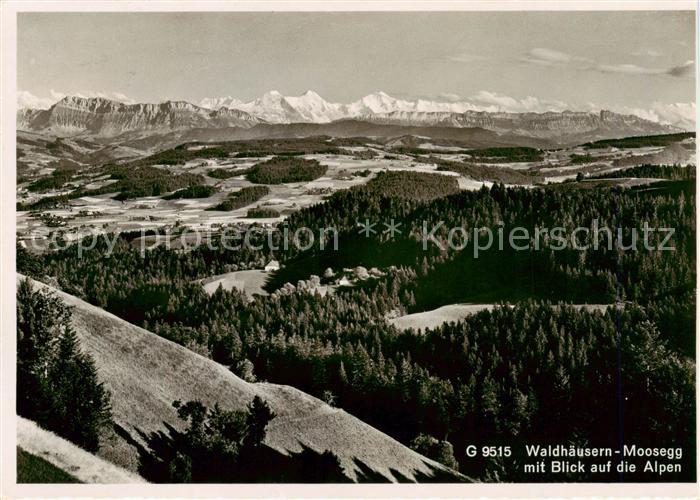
xmin=17 ymin=279 xmax=113 ymax=452
xmin=246 ymin=207 xmax=279 ymax=218
xmin=130 ymin=137 xmax=343 ymax=166
xmin=207 ymin=168 xmax=242 ymax=179
xmin=17 ymin=164 xmax=204 ymax=210
xmin=163 ymin=185 xmax=218 ymax=200
xmin=26 ymin=168 xmax=76 ymax=193
xmin=393 ymin=146 xmax=543 ymax=163
xmin=363 ymin=171 xmax=460 ymax=201
xmin=583 ymin=132 xmax=694 ymax=149
xmin=18 ymin=164 xmax=696 ymax=481
xmin=465 ymin=146 xmax=544 ymax=162
xmin=246 ymin=157 xmax=328 ymax=184
xmin=207 ymin=186 xmax=271 ymax=211
xmin=589 ymin=164 xmax=696 ymax=180
xmin=413 ymin=155 xmax=544 ymax=184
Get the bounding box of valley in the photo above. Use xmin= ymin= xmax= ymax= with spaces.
xmin=18 ymin=276 xmax=462 ymax=483
xmin=14 ymin=96 xmax=697 ymax=484
xmin=16 ymin=122 xmax=695 ymax=253
xmin=8 ymin=4 xmax=699 ymax=493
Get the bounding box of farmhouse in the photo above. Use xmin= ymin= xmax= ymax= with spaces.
xmin=264 ymin=259 xmax=280 ymax=272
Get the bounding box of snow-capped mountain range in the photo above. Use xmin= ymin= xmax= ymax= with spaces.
xmin=199 ymin=90 xmax=483 ymax=123
xmin=16 ymin=91 xmax=685 ymax=142
xmin=195 ymin=90 xmax=692 ymax=133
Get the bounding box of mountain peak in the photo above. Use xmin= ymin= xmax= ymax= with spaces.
xmin=20 ymin=95 xmax=262 ymax=136
xmin=355 ymin=92 xmax=407 ymax=114
xmin=58 ymin=95 xmax=114 ymax=105
xmin=17 ymin=91 xmax=686 ymax=137
xmin=199 ymin=96 xmax=243 ymax=110
xmin=363 ymin=91 xmax=396 ymax=101
xmin=55 ymin=95 xmax=127 ymax=113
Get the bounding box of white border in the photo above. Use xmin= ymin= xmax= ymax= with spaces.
xmin=2 ymin=0 xmax=699 ymax=12
xmin=1 ymin=1 xmax=697 ymax=498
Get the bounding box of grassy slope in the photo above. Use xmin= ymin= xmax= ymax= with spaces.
xmin=200 ymin=269 xmax=270 ymax=299
xmin=389 ymin=303 xmax=611 ymax=332
xmin=17 ymin=417 xmax=145 ymax=483
xmin=18 ymin=276 xmax=464 ymax=483
xmin=17 ymin=448 xmax=81 ymax=483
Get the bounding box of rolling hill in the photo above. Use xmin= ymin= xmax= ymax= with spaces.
xmin=17 ymin=276 xmax=465 ymax=483
xmin=114 ymin=120 xmax=552 ymax=151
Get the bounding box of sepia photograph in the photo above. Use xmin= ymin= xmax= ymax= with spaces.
xmin=1 ymin=1 xmax=697 ymax=497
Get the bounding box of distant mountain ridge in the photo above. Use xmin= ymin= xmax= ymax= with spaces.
xmin=198 ymin=90 xmax=461 ymax=123
xmin=17 ymin=96 xmax=263 ymax=137
xmin=195 ymin=90 xmax=682 ymax=137
xmin=358 ymin=109 xmax=676 ymax=139
xmin=17 ymin=92 xmax=681 ymax=143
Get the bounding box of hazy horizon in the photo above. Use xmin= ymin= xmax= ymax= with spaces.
xmin=17 ymin=11 xmax=696 ymax=127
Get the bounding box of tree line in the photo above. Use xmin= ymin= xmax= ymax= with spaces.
xmin=19 ymin=165 xmax=696 ymax=481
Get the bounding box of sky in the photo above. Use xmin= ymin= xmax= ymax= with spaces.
xmin=17 ymin=11 xmax=696 ymax=127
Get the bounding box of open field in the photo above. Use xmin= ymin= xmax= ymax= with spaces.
xmin=13 ymin=9 xmax=697 ymax=484
xmin=17 ymin=135 xmax=695 ymax=250
xmin=389 ymin=303 xmax=613 ymax=331
xmin=200 ymin=269 xmax=270 ymax=299
xmin=15 ymin=132 xmax=695 ymax=483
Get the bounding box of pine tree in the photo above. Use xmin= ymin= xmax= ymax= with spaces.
xmin=338 ymin=361 xmax=348 ymax=386
xmin=17 ymin=279 xmax=113 ymax=451
xmin=47 ymin=328 xmax=113 ymax=451
xmin=245 ymin=396 xmax=276 ymax=447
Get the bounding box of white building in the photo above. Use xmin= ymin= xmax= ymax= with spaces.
xmin=264 ymin=259 xmax=280 ymax=272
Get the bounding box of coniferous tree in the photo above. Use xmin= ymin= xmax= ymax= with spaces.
xmin=245 ymin=396 xmax=276 ymax=448
xmin=16 ymin=279 xmax=112 ymax=451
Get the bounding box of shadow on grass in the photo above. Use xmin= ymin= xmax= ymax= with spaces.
xmin=114 ymin=423 xmax=465 ymax=483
